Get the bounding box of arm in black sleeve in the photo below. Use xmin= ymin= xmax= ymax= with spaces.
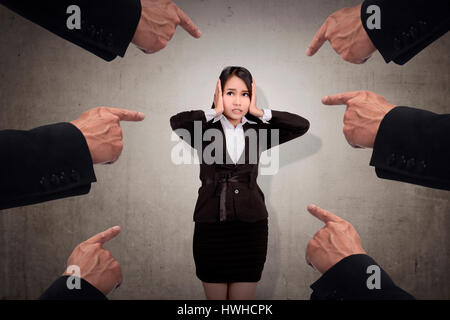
xmin=369 ymin=106 xmax=450 ymax=191
xmin=310 ymin=254 xmax=415 ymax=300
xmin=0 ymin=122 xmax=97 ymax=210
xmin=361 ymin=0 xmax=450 ymax=65
xmin=170 ymin=110 xmax=208 ymax=150
xmin=39 ymin=276 xmax=107 ymax=300
xmin=0 ymin=0 xmax=141 ymax=61
xmin=259 ymin=110 xmax=310 ymax=151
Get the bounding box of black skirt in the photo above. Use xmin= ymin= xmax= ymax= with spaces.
xmin=193 ymin=219 xmax=268 ymax=283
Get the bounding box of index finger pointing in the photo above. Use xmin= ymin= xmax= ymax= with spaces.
xmin=106 ymin=107 xmax=145 ymax=122
xmin=86 ymin=226 xmax=121 ymax=245
xmin=322 ymin=91 xmax=360 ymax=105
xmin=306 ymin=20 xmax=328 ymax=56
xmin=176 ymin=6 xmax=202 ymax=38
xmin=307 ymin=204 xmax=343 ymax=224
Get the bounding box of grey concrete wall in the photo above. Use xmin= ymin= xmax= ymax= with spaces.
xmin=0 ymin=0 xmax=449 ymax=299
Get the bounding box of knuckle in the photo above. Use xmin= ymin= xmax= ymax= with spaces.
xmin=343 ymin=126 xmax=351 ymax=137
xmin=341 ymin=51 xmax=352 ymax=62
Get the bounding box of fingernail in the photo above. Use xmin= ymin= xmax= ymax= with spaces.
xmin=112 ymin=226 xmax=121 ymax=231
xmin=139 ymin=112 xmax=145 ymax=119
xmin=322 ymin=96 xmax=328 ymax=103
xmin=307 ymin=204 xmax=316 ymax=210
xmin=305 ymin=48 xmax=312 ymax=56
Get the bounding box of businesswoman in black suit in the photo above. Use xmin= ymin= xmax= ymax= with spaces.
xmin=170 ymin=66 xmax=309 ymax=299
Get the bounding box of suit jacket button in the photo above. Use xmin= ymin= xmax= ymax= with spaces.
xmin=71 ymin=170 xmax=80 ymax=182
xmin=398 ymin=155 xmax=407 ymax=169
xmin=39 ymin=177 xmax=48 ymax=189
xmin=387 ymin=153 xmax=396 ymax=166
xmin=50 ymin=174 xmax=60 ymax=186
xmin=409 ymin=26 xmax=418 ymax=39
xmin=59 ymin=172 xmax=68 ymax=184
xmin=406 ymin=158 xmax=416 ymax=171
xmin=234 ymin=189 xmax=239 ymax=194
xmin=394 ymin=37 xmax=403 ymax=50
xmin=417 ymin=160 xmax=427 ymax=173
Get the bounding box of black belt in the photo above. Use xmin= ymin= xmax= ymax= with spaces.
xmin=203 ymin=173 xmax=254 ymax=222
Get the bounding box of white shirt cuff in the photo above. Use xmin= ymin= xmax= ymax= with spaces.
xmin=259 ymin=109 xmax=272 ymax=123
xmin=204 ymin=109 xmax=217 ymax=122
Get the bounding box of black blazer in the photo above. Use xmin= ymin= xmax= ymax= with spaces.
xmin=310 ymin=254 xmax=415 ymax=300
xmin=39 ymin=276 xmax=107 ymax=300
xmin=370 ymin=107 xmax=450 ymax=191
xmin=361 ymin=0 xmax=450 ymax=65
xmin=0 ymin=123 xmax=96 ymax=210
xmin=170 ymin=110 xmax=310 ymax=223
xmin=0 ymin=0 xmax=141 ymax=61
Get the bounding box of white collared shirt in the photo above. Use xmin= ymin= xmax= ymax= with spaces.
xmin=203 ymin=109 xmax=272 ymax=164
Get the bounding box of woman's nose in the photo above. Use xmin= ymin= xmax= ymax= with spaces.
xmin=234 ymin=95 xmax=241 ymax=106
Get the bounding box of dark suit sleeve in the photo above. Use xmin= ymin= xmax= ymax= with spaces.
xmin=310 ymin=254 xmax=415 ymax=300
xmin=369 ymin=107 xmax=450 ymax=191
xmin=39 ymin=276 xmax=107 ymax=300
xmin=260 ymin=110 xmax=310 ymax=151
xmin=0 ymin=0 xmax=141 ymax=61
xmin=361 ymin=0 xmax=450 ymax=65
xmin=170 ymin=110 xmax=208 ymax=150
xmin=0 ymin=122 xmax=97 ymax=210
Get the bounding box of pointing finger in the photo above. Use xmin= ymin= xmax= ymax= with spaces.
xmin=306 ymin=20 xmax=328 ymax=56
xmin=322 ymin=91 xmax=360 ymax=105
xmin=106 ymin=107 xmax=145 ymax=122
xmin=85 ymin=226 xmax=121 ymax=245
xmin=176 ymin=6 xmax=202 ymax=38
xmin=307 ymin=204 xmax=343 ymax=224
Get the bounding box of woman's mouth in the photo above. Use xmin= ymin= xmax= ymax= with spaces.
xmin=232 ymin=109 xmax=242 ymax=115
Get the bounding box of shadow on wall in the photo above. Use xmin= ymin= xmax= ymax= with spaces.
xmin=254 ymin=87 xmax=322 ymax=299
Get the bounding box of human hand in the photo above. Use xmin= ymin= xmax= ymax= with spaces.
xmin=322 ymin=90 xmax=395 ymax=148
xmin=249 ymin=80 xmax=263 ymax=117
xmin=63 ymin=226 xmax=123 ymax=296
xmin=213 ymin=79 xmax=224 ymax=115
xmin=305 ymin=205 xmax=366 ymax=274
xmin=132 ymin=0 xmax=202 ymax=54
xmin=306 ymin=4 xmax=376 ymax=64
xmin=70 ymin=107 xmax=145 ymax=164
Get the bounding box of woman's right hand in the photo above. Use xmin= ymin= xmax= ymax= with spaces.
xmin=213 ymin=79 xmax=224 ymax=115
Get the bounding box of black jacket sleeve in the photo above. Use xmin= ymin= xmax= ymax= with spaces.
xmin=361 ymin=0 xmax=450 ymax=65
xmin=0 ymin=0 xmax=141 ymax=61
xmin=39 ymin=276 xmax=107 ymax=300
xmin=170 ymin=110 xmax=208 ymax=150
xmin=0 ymin=122 xmax=97 ymax=210
xmin=258 ymin=110 xmax=310 ymax=151
xmin=310 ymin=254 xmax=415 ymax=300
xmin=370 ymin=107 xmax=450 ymax=191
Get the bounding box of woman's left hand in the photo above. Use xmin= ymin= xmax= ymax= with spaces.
xmin=249 ymin=80 xmax=264 ymax=117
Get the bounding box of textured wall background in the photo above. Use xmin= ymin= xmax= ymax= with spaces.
xmin=0 ymin=0 xmax=449 ymax=299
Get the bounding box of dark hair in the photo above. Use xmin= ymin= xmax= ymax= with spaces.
xmin=211 ymin=66 xmax=253 ymax=109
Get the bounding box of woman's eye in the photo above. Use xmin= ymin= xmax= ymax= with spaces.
xmin=243 ymin=93 xmax=249 ymax=97
xmin=226 ymin=92 xmax=233 ymax=96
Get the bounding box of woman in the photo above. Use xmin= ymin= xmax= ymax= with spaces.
xmin=170 ymin=66 xmax=309 ymax=299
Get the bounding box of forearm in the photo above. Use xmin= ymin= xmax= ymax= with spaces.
xmin=39 ymin=276 xmax=107 ymax=300
xmin=370 ymin=107 xmax=450 ymax=190
xmin=265 ymin=110 xmax=310 ymax=147
xmin=0 ymin=122 xmax=96 ymax=210
xmin=0 ymin=0 xmax=141 ymax=61
xmin=361 ymin=0 xmax=450 ymax=65
xmin=310 ymin=254 xmax=415 ymax=300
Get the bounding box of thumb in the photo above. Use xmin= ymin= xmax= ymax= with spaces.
xmin=85 ymin=226 xmax=121 ymax=245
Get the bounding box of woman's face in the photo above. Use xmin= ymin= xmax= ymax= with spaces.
xmin=222 ymin=75 xmax=250 ymax=124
